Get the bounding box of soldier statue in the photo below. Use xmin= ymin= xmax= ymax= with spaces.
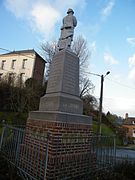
xmin=58 ymin=8 xmax=77 ymax=51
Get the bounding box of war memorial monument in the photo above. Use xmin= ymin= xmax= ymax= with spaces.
xmin=24 ymin=8 xmax=93 ymax=179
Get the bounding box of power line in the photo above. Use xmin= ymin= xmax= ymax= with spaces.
xmin=0 ymin=47 xmax=10 ymax=52
xmin=106 ymin=77 xmax=135 ymax=91
xmin=83 ymin=71 xmax=135 ymax=91
xmin=83 ymin=71 xmax=101 ymax=77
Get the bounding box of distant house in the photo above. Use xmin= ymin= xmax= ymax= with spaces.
xmin=0 ymin=49 xmax=46 ymax=85
xmin=122 ymin=113 xmax=135 ymax=138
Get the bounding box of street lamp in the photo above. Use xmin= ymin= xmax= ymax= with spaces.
xmin=98 ymin=71 xmax=110 ymax=135
xmin=83 ymin=71 xmax=110 ymax=135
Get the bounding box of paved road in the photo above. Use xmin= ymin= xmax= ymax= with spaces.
xmin=116 ymin=149 xmax=135 ymax=158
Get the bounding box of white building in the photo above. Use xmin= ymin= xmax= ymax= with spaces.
xmin=0 ymin=49 xmax=46 ymax=85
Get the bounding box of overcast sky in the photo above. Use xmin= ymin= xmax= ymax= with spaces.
xmin=0 ymin=0 xmax=135 ymax=118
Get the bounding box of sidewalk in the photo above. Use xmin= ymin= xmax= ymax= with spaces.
xmin=117 ymin=144 xmax=135 ymax=150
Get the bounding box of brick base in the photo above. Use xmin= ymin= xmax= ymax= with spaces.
xmin=24 ymin=118 xmax=94 ymax=179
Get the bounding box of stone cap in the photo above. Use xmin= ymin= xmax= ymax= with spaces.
xmin=29 ymin=111 xmax=92 ymax=125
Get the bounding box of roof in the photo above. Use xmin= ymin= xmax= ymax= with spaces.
xmin=0 ymin=49 xmax=47 ymax=63
xmin=124 ymin=117 xmax=135 ymax=125
xmin=0 ymin=49 xmax=35 ymax=55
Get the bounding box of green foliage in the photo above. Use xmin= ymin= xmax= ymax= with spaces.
xmin=102 ymin=112 xmax=126 ymax=144
xmin=106 ymin=111 xmax=118 ymax=123
xmin=92 ymin=121 xmax=123 ymax=146
xmin=92 ymin=121 xmax=114 ymax=136
xmin=92 ymin=121 xmax=98 ymax=133
xmin=82 ymin=95 xmax=98 ymax=115
xmin=0 ymin=76 xmax=47 ymax=113
xmin=0 ymin=112 xmax=27 ymax=126
xmin=101 ymin=123 xmax=114 ymax=136
xmin=115 ymin=136 xmax=123 ymax=146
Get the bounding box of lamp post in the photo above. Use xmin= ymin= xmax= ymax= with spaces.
xmin=98 ymin=71 xmax=110 ymax=135
xmin=83 ymin=71 xmax=110 ymax=135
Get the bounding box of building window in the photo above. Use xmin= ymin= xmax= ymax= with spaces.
xmin=20 ymin=73 xmax=25 ymax=82
xmin=22 ymin=59 xmax=27 ymax=69
xmin=132 ymin=121 xmax=135 ymax=124
xmin=8 ymin=73 xmax=15 ymax=84
xmin=1 ymin=60 xmax=6 ymax=70
xmin=11 ymin=59 xmax=16 ymax=69
xmin=0 ymin=73 xmax=3 ymax=81
xmin=133 ymin=129 xmax=135 ymax=137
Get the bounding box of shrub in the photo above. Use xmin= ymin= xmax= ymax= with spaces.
xmin=90 ymin=162 xmax=135 ymax=180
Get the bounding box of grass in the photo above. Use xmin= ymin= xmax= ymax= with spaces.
xmin=92 ymin=120 xmax=123 ymax=146
xmin=92 ymin=120 xmax=114 ymax=136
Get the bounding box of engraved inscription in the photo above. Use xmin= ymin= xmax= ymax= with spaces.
xmin=62 ymin=103 xmax=79 ymax=112
xmin=62 ymin=55 xmax=79 ymax=95
xmin=47 ymin=57 xmax=63 ymax=93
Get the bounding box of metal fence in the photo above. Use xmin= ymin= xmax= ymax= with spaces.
xmin=0 ymin=125 xmax=116 ymax=179
xmin=0 ymin=125 xmax=48 ymax=180
xmin=116 ymin=156 xmax=135 ymax=165
xmin=91 ymin=136 xmax=116 ymax=169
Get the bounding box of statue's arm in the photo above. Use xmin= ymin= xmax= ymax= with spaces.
xmin=73 ymin=16 xmax=77 ymax=27
xmin=61 ymin=18 xmax=65 ymax=30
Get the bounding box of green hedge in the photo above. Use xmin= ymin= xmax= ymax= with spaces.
xmin=0 ymin=112 xmax=28 ymax=126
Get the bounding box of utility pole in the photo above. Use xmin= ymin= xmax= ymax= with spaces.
xmin=98 ymin=75 xmax=104 ymax=135
xmin=83 ymin=71 xmax=110 ymax=136
xmin=97 ymin=71 xmax=110 ymax=136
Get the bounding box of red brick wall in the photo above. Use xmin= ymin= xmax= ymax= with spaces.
xmin=24 ymin=118 xmax=94 ymax=179
xmin=33 ymin=54 xmax=45 ymax=84
xmin=123 ymin=124 xmax=134 ymax=137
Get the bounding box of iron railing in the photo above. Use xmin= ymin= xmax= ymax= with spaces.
xmin=0 ymin=125 xmax=116 ymax=179
xmin=91 ymin=135 xmax=116 ymax=169
xmin=0 ymin=125 xmax=48 ymax=180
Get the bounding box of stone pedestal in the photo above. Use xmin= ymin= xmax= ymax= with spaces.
xmin=39 ymin=50 xmax=83 ymax=114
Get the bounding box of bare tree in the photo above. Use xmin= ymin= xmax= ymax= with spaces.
xmin=79 ymin=77 xmax=94 ymax=98
xmin=40 ymin=35 xmax=94 ymax=96
xmin=41 ymin=41 xmax=57 ymax=78
xmin=72 ymin=35 xmax=89 ymax=74
xmin=72 ymin=35 xmax=94 ymax=97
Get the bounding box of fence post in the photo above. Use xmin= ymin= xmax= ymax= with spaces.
xmin=44 ymin=131 xmax=50 ymax=180
xmin=0 ymin=125 xmax=6 ymax=151
xmin=15 ymin=129 xmax=21 ymax=165
xmin=113 ymin=135 xmax=116 ymax=164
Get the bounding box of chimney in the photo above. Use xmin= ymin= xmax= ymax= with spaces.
xmin=125 ymin=113 xmax=128 ymax=120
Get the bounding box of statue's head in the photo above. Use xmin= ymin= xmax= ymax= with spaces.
xmin=67 ymin=8 xmax=74 ymax=14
